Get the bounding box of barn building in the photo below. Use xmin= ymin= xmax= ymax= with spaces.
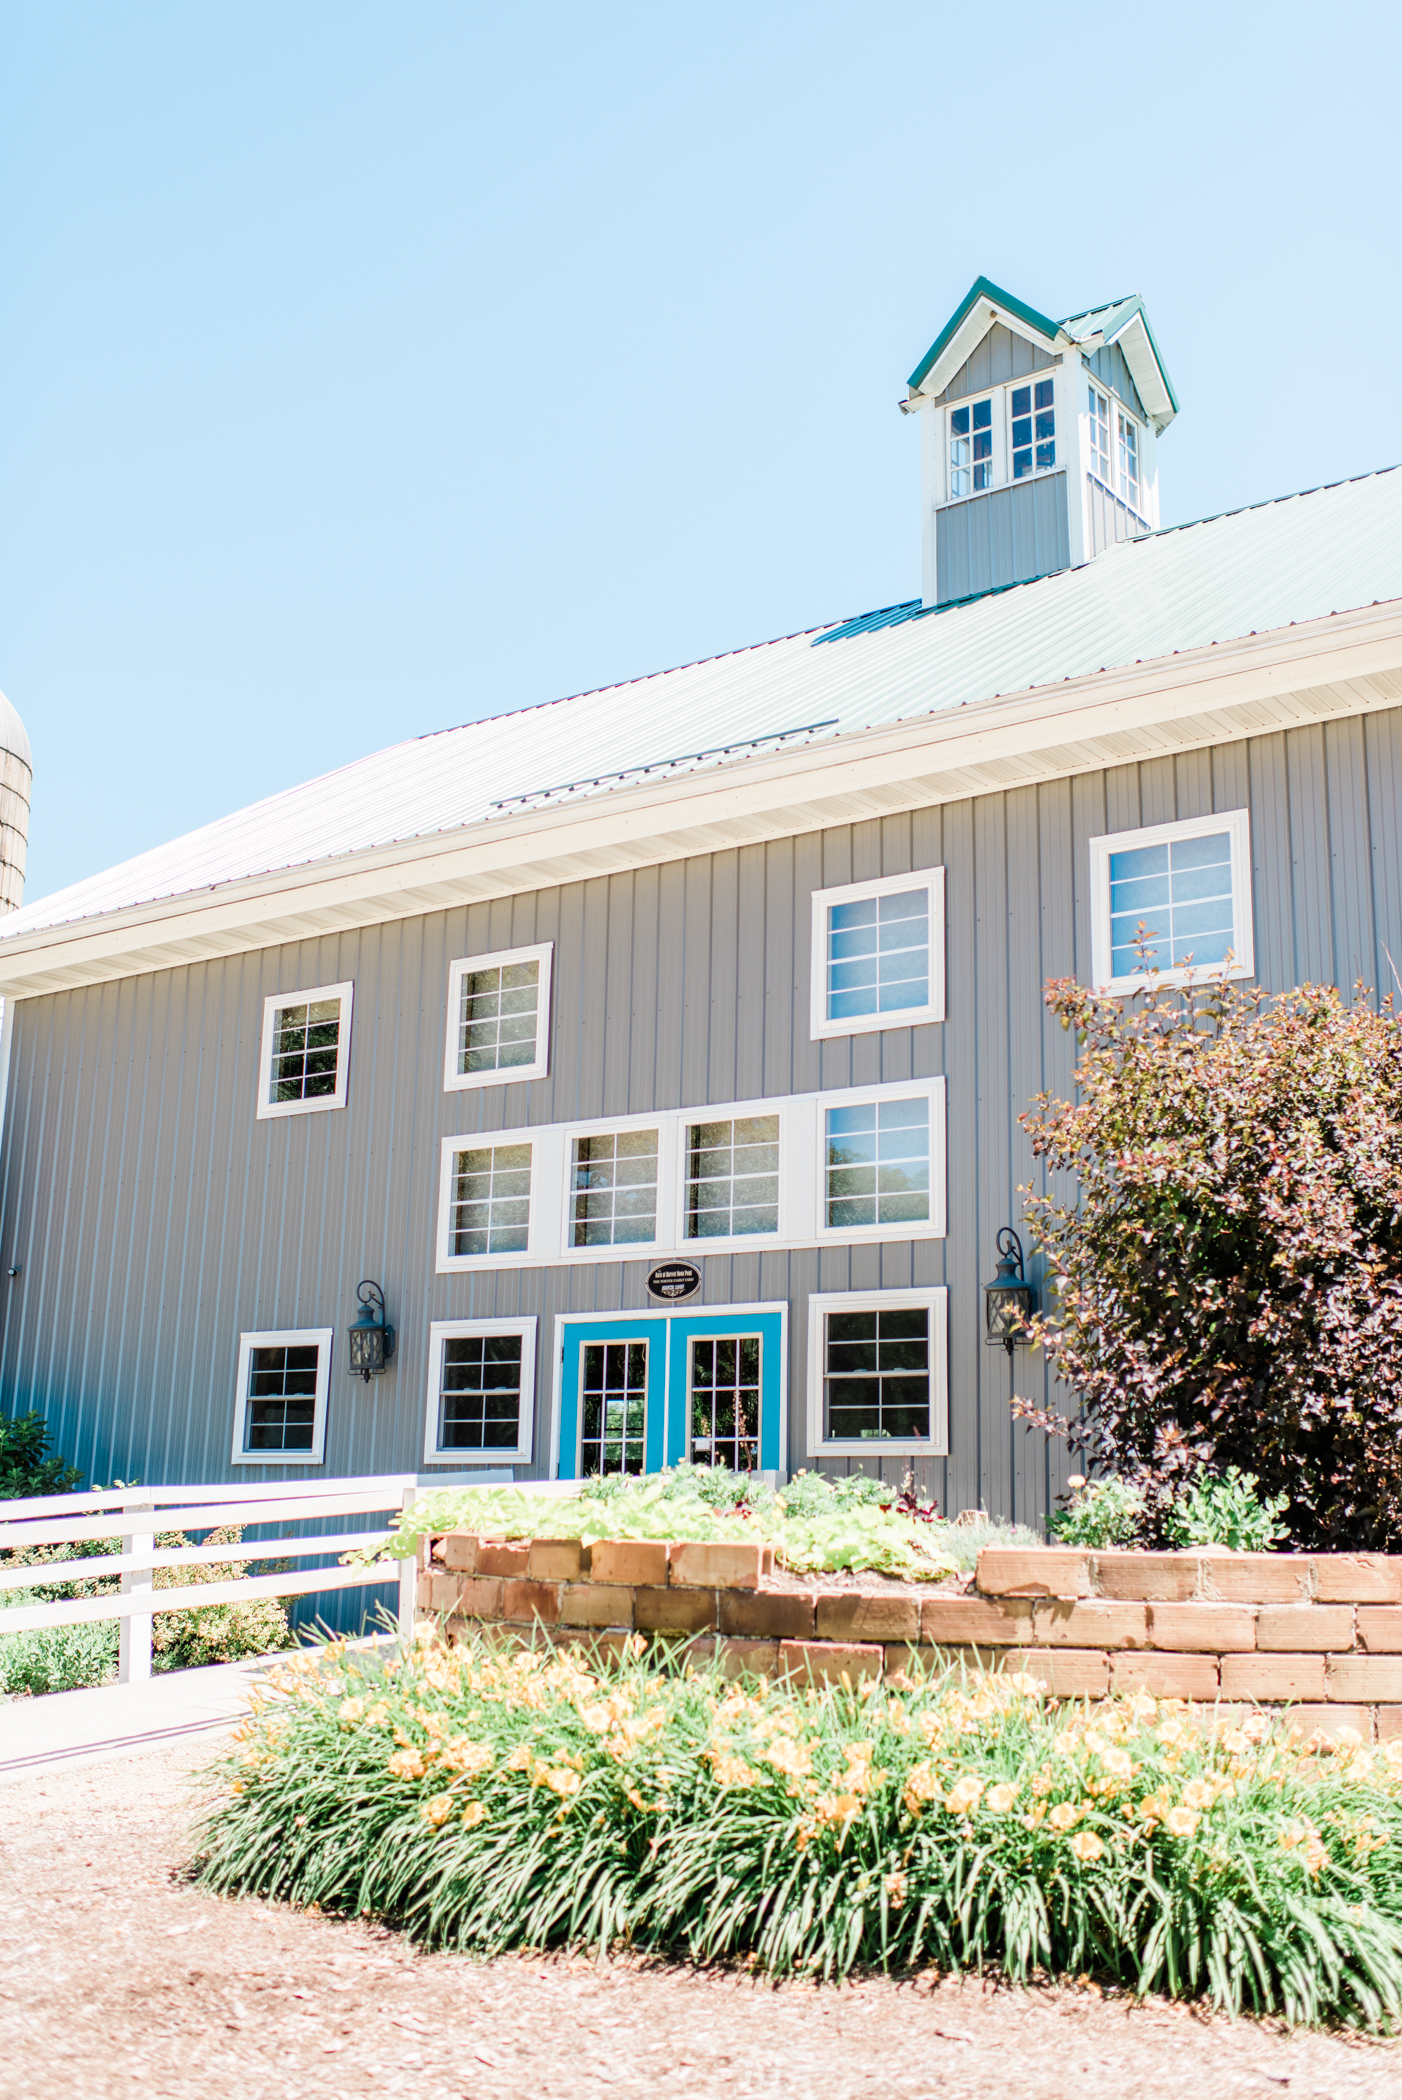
xmin=0 ymin=278 xmax=1400 ymax=1536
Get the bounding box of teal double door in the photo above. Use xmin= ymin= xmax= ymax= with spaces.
xmin=555 ymin=1306 xmax=785 ymax=1481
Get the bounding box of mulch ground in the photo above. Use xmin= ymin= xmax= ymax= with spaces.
xmin=2 ymin=1736 xmax=1400 ymax=2100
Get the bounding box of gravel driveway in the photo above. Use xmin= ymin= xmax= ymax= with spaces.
xmin=1 ymin=1735 xmax=1398 ymax=2100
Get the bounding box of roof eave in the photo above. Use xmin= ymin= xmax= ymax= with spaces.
xmin=907 ymin=276 xmax=1063 ymax=395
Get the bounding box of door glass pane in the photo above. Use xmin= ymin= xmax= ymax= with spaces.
xmin=581 ymin=1340 xmax=648 ymax=1477
xmin=690 ymin=1335 xmax=761 ymax=1472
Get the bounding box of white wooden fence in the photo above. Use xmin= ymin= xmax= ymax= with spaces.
xmin=0 ymin=1474 xmax=419 ymax=1682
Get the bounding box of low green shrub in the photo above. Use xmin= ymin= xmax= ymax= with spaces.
xmin=0 ymin=1412 xmax=81 ymax=1500
xmin=0 ymin=1613 xmax=118 ymax=1695
xmin=195 ymin=1632 xmax=1402 ymax=2027
xmin=1163 ymin=1468 xmax=1291 ymax=1553
xmin=1049 ymin=1476 xmax=1147 ymax=1549
xmin=373 ymin=1466 xmax=1039 ymax=1582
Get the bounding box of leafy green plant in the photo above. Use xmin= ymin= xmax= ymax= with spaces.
xmin=196 ymin=1629 xmax=1402 ymax=2027
xmin=1016 ymin=973 xmax=1402 ymax=1548
xmin=0 ymin=1412 xmax=81 ymax=1500
xmin=1048 ymin=1475 xmax=1146 ymax=1549
xmin=0 ymin=1613 xmax=118 ymax=1695
xmin=1163 ymin=1468 xmax=1290 ymax=1553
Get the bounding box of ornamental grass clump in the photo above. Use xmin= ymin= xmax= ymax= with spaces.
xmin=195 ymin=1630 xmax=1402 ymax=2028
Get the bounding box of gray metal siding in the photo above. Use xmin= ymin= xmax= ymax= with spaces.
xmin=1086 ymin=473 xmax=1151 ymax=554
xmin=933 ymin=325 xmax=1058 ymax=407
xmin=3 ymin=707 xmax=1401 ymax=1543
xmin=936 ymin=474 xmax=1071 ymax=605
xmin=1083 ymin=341 xmax=1146 ymax=421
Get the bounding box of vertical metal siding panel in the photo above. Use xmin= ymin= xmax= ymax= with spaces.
xmin=1102 ymin=762 xmax=1142 ymax=837
xmin=762 ymin=837 xmax=795 ymax=1102
xmin=1173 ymin=747 xmax=1213 ymax=819
xmin=653 ymin=859 xmax=688 ymax=1112
xmin=1070 ymin=771 xmax=1109 ymax=983
xmin=707 ymin=850 xmax=739 ymax=1107
xmin=1248 ymin=733 xmax=1294 ymax=992
xmin=1138 ymin=756 xmax=1178 ymax=828
xmin=576 ymin=876 xmax=613 ymax=1121
xmin=602 ymin=872 xmax=635 ymax=1120
xmin=972 ymin=794 xmax=1013 ymax=1520
xmin=877 ymin=813 xmax=915 ymax=1087
xmin=1035 ymin=777 xmax=1078 ymax=1519
xmin=1364 ymin=710 xmax=1402 ymax=998
xmin=790 ymin=828 xmax=825 ymax=1099
xmin=628 ymin=863 xmax=661 ymax=1118
xmin=936 ymin=505 xmax=970 ymax=604
xmin=1323 ymin=716 xmax=1375 ymax=991
xmin=526 ymin=879 xmax=563 ymax=1129
xmin=847 ymin=820 xmax=885 ymax=1094
xmin=1286 ymin=725 xmax=1334 ymax=983
xmin=817 ymin=827 xmax=855 ymax=1095
xmin=680 ymin=857 xmax=713 ymax=1109
xmin=1004 ymin=783 xmax=1046 ymax=1529
xmin=941 ymin=795 xmax=979 ymax=1516
xmin=551 ymin=880 xmax=589 ymax=1125
xmin=734 ymin=844 xmax=768 ymax=1105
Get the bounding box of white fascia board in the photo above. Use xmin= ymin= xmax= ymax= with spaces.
xmin=2 ymin=601 xmax=1401 ymax=1001
xmin=1107 ymin=311 xmax=1174 ymax=431
xmin=914 ymin=298 xmax=1064 ymax=402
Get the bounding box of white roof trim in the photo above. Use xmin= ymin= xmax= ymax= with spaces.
xmin=1107 ymin=310 xmax=1175 ymax=430
xmin=2 ymin=599 xmax=1399 ymax=1001
xmin=914 ymin=300 xmax=1063 ymax=402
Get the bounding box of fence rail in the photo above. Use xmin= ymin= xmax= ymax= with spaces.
xmin=0 ymin=1474 xmax=419 ymax=1682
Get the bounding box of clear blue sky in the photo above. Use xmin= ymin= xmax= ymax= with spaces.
xmin=3 ymin=1 xmax=1400 ymax=903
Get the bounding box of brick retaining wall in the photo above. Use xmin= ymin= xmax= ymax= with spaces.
xmin=419 ymin=1534 xmax=1402 ymax=1742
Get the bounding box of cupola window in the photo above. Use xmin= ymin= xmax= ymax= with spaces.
xmin=949 ymin=397 xmax=993 ymax=496
xmin=1117 ymin=410 xmax=1141 ymax=510
xmin=1088 ymin=385 xmax=1112 ymax=484
xmin=1012 ymin=379 xmax=1055 ymax=478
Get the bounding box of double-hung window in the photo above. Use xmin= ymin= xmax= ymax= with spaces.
xmin=256 ymin=982 xmax=353 ymax=1120
xmin=1012 ymin=378 xmax=1055 ymax=478
xmin=948 ymin=396 xmax=993 ymax=496
xmin=232 ymin=1327 xmax=333 ymax=1465
xmin=807 ymin=1289 xmax=948 ymax=1455
xmin=810 ymin=868 xmax=944 ymax=1039
xmin=444 ymin=942 xmax=552 ymax=1091
xmin=1090 ymin=809 xmax=1254 ymax=992
xmin=423 ymin=1317 xmax=536 ymax=1465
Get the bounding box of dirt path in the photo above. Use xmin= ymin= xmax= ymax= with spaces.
xmin=0 ymin=1737 xmax=1398 ymax=2100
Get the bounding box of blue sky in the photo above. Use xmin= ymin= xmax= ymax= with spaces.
xmin=3 ymin=1 xmax=1400 ymax=902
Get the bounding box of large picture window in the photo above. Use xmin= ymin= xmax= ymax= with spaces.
xmin=1089 ymin=809 xmax=1254 ymax=992
xmin=807 ymin=1290 xmax=948 ymax=1456
xmin=423 ymin=1318 xmax=536 ymax=1465
xmin=231 ymin=1327 xmax=333 ymax=1465
xmin=256 ymin=982 xmax=353 ymax=1121
xmin=572 ymin=1129 xmax=659 ymax=1247
xmin=443 ymin=942 xmax=553 ymax=1092
xmin=447 ymin=1140 xmax=533 ymax=1256
xmin=685 ymin=1115 xmax=780 ymax=1240
xmin=824 ymin=1095 xmax=931 ymax=1231
xmin=809 ymin=868 xmax=944 ymax=1040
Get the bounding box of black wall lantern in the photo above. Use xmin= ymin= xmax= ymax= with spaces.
xmin=348 ymin=1279 xmax=395 ymax=1382
xmin=983 ymin=1227 xmax=1034 ymax=1356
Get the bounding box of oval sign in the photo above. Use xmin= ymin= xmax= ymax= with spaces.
xmin=647 ymin=1260 xmax=701 ymax=1303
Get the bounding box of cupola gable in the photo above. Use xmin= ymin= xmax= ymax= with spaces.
xmin=902 ymin=276 xmax=1178 ymax=608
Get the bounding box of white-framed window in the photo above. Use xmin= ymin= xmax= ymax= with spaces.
xmin=1117 ymin=408 xmax=1141 ymax=510
xmin=434 ymin=1077 xmax=947 ymax=1273
xmin=1090 ymin=809 xmax=1254 ymax=992
xmin=809 ymin=868 xmax=944 ymax=1040
xmin=255 ymin=982 xmax=353 ymax=1121
xmin=231 ymin=1327 xmax=333 ymax=1465
xmin=807 ymin=1289 xmax=948 ymax=1457
xmin=1011 ymin=376 xmax=1055 ymax=479
xmin=423 ymin=1317 xmax=536 ymax=1466
xmin=948 ymin=394 xmax=993 ymax=496
xmin=443 ymin=942 xmax=553 ymax=1092
xmin=1088 ymin=383 xmax=1113 ymax=483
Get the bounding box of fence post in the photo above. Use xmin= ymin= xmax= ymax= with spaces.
xmin=118 ymin=1498 xmax=155 ymax=1684
xmin=396 ymin=1485 xmax=418 ymax=1642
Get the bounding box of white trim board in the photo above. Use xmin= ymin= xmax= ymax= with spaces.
xmin=255 ymin=980 xmax=353 ymax=1121
xmin=806 ymin=1288 xmax=949 ymax=1458
xmin=421 ymin=1316 xmax=537 ymax=1467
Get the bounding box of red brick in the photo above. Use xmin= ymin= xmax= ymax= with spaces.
xmin=501 ymin=1578 xmax=562 ymax=1625
xmin=1376 ymin=1706 xmax=1402 ymax=1741
xmin=440 ymin=1532 xmax=481 ymax=1573
xmin=557 ymin=1583 xmax=633 ymax=1630
xmin=1283 ymin=1704 xmax=1374 ymax=1743
xmin=1314 ymin=1555 xmax=1402 ymax=1604
xmin=558 ymin=1630 xmax=635 ymax=1666
xmin=670 ymin=1541 xmax=766 ymax=1590
xmin=1257 ymin=1605 xmax=1353 ymax=1653
xmin=719 ymin=1589 xmax=816 ymax=1640
xmin=884 ymin=1644 xmax=947 ymax=1686
xmin=1220 ymin=1653 xmax=1326 ymax=1701
xmin=1035 ymin=1600 xmax=1148 ymax=1650
xmin=1357 ymin=1607 xmax=1402 ymax=1652
xmin=633 ymin=1585 xmax=715 ymax=1635
xmin=921 ymin=1595 xmax=1034 ymax=1646
xmin=815 ymin=1591 xmax=920 ymax=1644
xmin=1325 ymin=1654 xmax=1402 ymax=1703
xmin=477 ymin=1541 xmax=531 ymax=1579
xmin=975 ymin=1548 xmax=1091 ymax=1599
xmin=1093 ymin=1551 xmax=1203 ymax=1602
xmin=1110 ymin=1651 xmax=1219 ymax=1700
xmin=776 ymin=1639 xmax=883 ymax=1687
xmin=590 ymin=1540 xmax=669 ymax=1588
xmin=527 ymin=1538 xmax=590 ymax=1582
xmin=1202 ymin=1555 xmax=1313 ymax=1604
xmin=1003 ymin=1648 xmax=1108 ymax=1697
xmin=433 ymin=1574 xmax=502 ymax=1620
xmin=1149 ymin=1603 xmax=1256 ymax=1652
xmin=714 ymin=1637 xmax=780 ymax=1681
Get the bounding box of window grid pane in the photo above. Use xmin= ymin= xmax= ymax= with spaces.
xmin=439 ymin=1334 xmax=523 ymax=1450
xmin=1089 ymin=385 xmax=1112 ymax=483
xmin=1117 ymin=410 xmax=1140 ymax=509
xmin=450 ymin=1141 xmax=532 ymax=1255
xmin=685 ymin=1115 xmax=780 ymax=1240
xmin=571 ymin=1129 xmax=659 ymax=1247
xmin=270 ymin=999 xmax=341 ymax=1103
xmin=457 ymin=959 xmax=541 ymax=1076
xmin=1108 ymin=831 xmax=1235 ymax=977
xmin=1012 ymin=377 xmax=1054 ymax=479
xmin=246 ymin=1344 xmax=319 ymax=1451
xmin=826 ymin=888 xmax=930 ymax=1023
xmin=690 ymin=1335 xmax=761 ymax=1471
xmin=825 ymin=1097 xmax=931 ymax=1230
xmin=581 ymin=1340 xmax=647 ymax=1477
xmin=824 ymin=1309 xmax=930 ymax=1442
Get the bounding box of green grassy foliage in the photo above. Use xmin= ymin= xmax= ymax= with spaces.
xmin=196 ymin=1632 xmax=1402 ymax=2027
